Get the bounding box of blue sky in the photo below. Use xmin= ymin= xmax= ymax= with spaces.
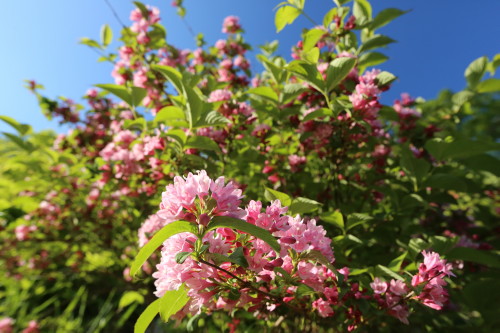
xmin=1 ymin=0 xmax=499 ymax=134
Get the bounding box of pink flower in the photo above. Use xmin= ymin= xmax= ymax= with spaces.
xmin=312 ymin=298 xmax=334 ymax=317
xmin=15 ymin=225 xmax=37 ymax=241
xmin=222 ymin=16 xmax=241 ymax=34
xmin=370 ymin=277 xmax=388 ymax=294
xmin=208 ymin=89 xmax=232 ymax=103
xmin=389 ymin=279 xmax=407 ymax=296
xmin=0 ymin=318 xmax=13 ymax=333
xmin=22 ymin=321 xmax=39 ymax=333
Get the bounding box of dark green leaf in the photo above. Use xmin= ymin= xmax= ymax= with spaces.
xmin=320 ymin=210 xmax=344 ymax=231
xmin=95 ymin=84 xmax=132 ymax=106
xmin=185 ymin=135 xmax=221 ymax=153
xmin=301 ymin=249 xmax=335 ymax=272
xmin=359 ymin=35 xmax=396 ymax=53
xmin=228 ymin=247 xmax=249 ymax=268
xmin=175 ymin=252 xmax=192 ymax=264
xmin=358 ymin=52 xmax=389 ymax=69
xmin=446 ymin=247 xmax=500 ymax=268
xmin=303 ymin=108 xmax=333 ymax=121
xmin=375 ymin=264 xmax=404 ymax=281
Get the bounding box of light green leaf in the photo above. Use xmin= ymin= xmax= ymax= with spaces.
xmin=375 ymin=71 xmax=397 ymax=86
xmin=80 ymin=37 xmax=102 ymax=49
xmin=358 ymin=52 xmax=389 ymax=69
xmin=371 ymin=8 xmax=409 ymax=30
xmin=346 ymin=213 xmax=373 ymax=231
xmin=289 ymin=197 xmax=322 ymax=215
xmin=208 ymin=216 xmax=281 ymax=254
xmin=264 ymin=187 xmax=292 ymax=207
xmin=247 ymin=87 xmax=279 ymax=103
xmin=303 ymin=29 xmax=325 ymax=52
xmin=159 ymin=284 xmax=190 ymax=321
xmin=131 ymin=87 xmax=147 ymax=107
xmin=130 ymin=221 xmax=196 ymax=277
xmin=465 ymin=56 xmax=488 ymax=89
xmin=326 ymin=57 xmax=357 ymax=92
xmin=320 ymin=210 xmax=344 ymax=231
xmin=353 ymin=0 xmax=372 ymax=24
xmin=154 ymin=106 xmax=186 ymax=125
xmin=134 ymin=298 xmax=160 ymax=333
xmin=303 ymin=47 xmax=320 ymax=64
xmin=95 ymin=84 xmax=132 ymax=106
xmin=100 ymin=24 xmax=113 ymax=47
xmin=185 ymin=135 xmax=221 ymax=153
xmin=119 ymin=291 xmax=144 ymax=310
xmin=359 ymin=35 xmax=396 ymax=53
xmin=303 ymin=108 xmax=333 ymax=121
xmin=275 ymin=5 xmax=301 ymax=32
xmin=0 ymin=116 xmax=32 ymax=135
xmin=476 ymin=78 xmax=500 ymax=93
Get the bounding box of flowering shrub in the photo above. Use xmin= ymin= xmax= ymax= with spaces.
xmin=1 ymin=0 xmax=499 ymax=331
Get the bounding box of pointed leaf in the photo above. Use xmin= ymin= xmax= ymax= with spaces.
xmin=208 ymin=216 xmax=280 ymax=254
xmin=134 ymin=298 xmax=160 ymax=333
xmin=130 ymin=221 xmax=196 ymax=277
xmin=159 ymin=284 xmax=190 ymax=321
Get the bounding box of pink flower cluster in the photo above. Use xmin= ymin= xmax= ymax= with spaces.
xmin=349 ymin=69 xmax=382 ymax=118
xmin=0 ymin=318 xmax=39 ymax=333
xmin=411 ymin=250 xmax=454 ymax=310
xmin=139 ymin=171 xmax=337 ymax=319
xmin=222 ymin=16 xmax=241 ymax=34
xmin=370 ymin=251 xmax=453 ymax=324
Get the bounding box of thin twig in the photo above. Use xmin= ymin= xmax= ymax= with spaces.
xmin=182 ymin=18 xmax=196 ymax=38
xmin=104 ymin=0 xmax=127 ymax=29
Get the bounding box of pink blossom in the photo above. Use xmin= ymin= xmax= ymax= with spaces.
xmin=222 ymin=16 xmax=241 ymax=34
xmin=312 ymin=298 xmax=334 ymax=317
xmin=138 ymin=214 xmax=165 ymax=247
xmin=370 ymin=277 xmax=388 ymax=294
xmin=22 ymin=321 xmax=39 ymax=333
xmin=15 ymin=225 xmax=37 ymax=241
xmin=0 ymin=318 xmax=13 ymax=333
xmin=208 ymin=89 xmax=232 ymax=103
xmin=389 ymin=279 xmax=407 ymax=296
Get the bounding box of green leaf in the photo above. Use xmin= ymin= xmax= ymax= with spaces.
xmin=154 ymin=106 xmax=186 ymax=125
xmin=134 ymin=298 xmax=160 ymax=333
xmin=247 ymin=87 xmax=279 ymax=103
xmin=159 ymin=284 xmax=190 ymax=321
xmin=441 ymin=139 xmax=500 ymax=160
xmin=326 ymin=57 xmax=357 ymax=92
xmin=228 ymin=247 xmax=249 ymax=268
xmin=320 ymin=210 xmax=344 ymax=231
xmin=387 ymin=252 xmax=407 ymax=272
xmin=185 ymin=135 xmax=221 ymax=153
xmin=152 ymin=65 xmax=183 ymax=93
xmin=80 ymin=37 xmax=102 ymax=49
xmin=131 ymin=87 xmax=147 ymax=107
xmin=119 ymin=291 xmax=144 ymax=309
xmin=124 ymin=118 xmax=146 ymax=131
xmin=175 ymin=252 xmax=192 ymax=264
xmin=275 ymin=5 xmax=301 ymax=32
xmin=358 ymin=52 xmax=389 ymax=69
xmin=446 ymin=247 xmax=500 ymax=268
xmin=100 ymin=24 xmax=113 ymax=47
xmin=264 ymin=187 xmax=292 ymax=207
xmin=353 ymin=0 xmax=372 ymax=24
xmin=130 ymin=221 xmax=196 ymax=277
xmin=303 ymin=108 xmax=333 ymax=121
xmin=286 ymin=60 xmax=325 ymax=93
xmin=289 ymin=197 xmax=322 ymax=215
xmin=208 ymin=216 xmax=281 ymax=254
xmin=303 ymin=28 xmax=325 ymax=52
xmin=425 ymin=174 xmax=467 ymax=192
xmin=95 ymin=84 xmax=132 ymax=106
xmin=371 ymin=8 xmax=409 ymax=30
xmin=301 ymin=249 xmax=335 ymax=272
xmin=476 ymin=78 xmax=500 ymax=93
xmin=375 ymin=264 xmax=404 ymax=281
xmin=0 ymin=116 xmax=32 ymax=135
xmin=346 ymin=213 xmax=373 ymax=231
xmin=465 ymin=56 xmax=488 ymax=89
xmin=400 ymin=146 xmax=430 ymax=185
xmin=193 ymin=110 xmax=230 ymax=128
xmin=302 ymin=47 xmax=320 ymax=64
xmin=359 ymin=35 xmax=396 ymax=53
xmin=425 ymin=138 xmax=448 ymax=160
xmin=375 ymin=71 xmax=397 ymax=86
xmin=133 ymin=1 xmax=149 ymax=18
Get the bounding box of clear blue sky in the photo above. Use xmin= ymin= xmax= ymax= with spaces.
xmin=1 ymin=0 xmax=499 ymax=134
